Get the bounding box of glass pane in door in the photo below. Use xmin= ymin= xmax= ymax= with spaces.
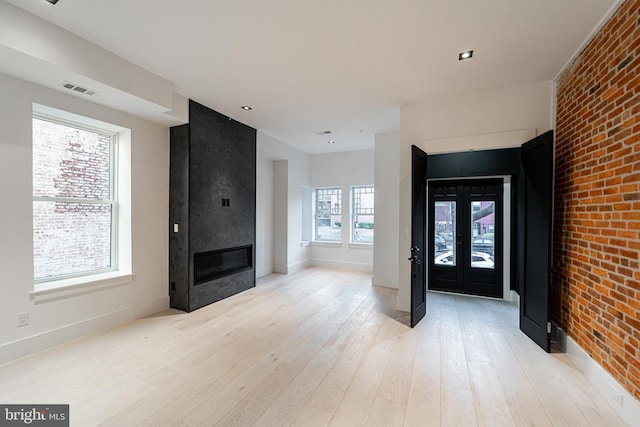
xmin=434 ymin=201 xmax=456 ymax=266
xmin=470 ymin=201 xmax=495 ymax=269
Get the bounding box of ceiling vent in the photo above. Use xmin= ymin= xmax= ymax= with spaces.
xmin=315 ymin=130 xmax=332 ymax=135
xmin=61 ymin=82 xmax=97 ymax=96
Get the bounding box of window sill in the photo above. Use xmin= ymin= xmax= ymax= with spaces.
xmin=311 ymin=241 xmax=342 ymax=248
xmin=31 ymin=271 xmax=134 ymax=303
xmin=349 ymin=242 xmax=373 ymax=249
xmin=300 ymin=241 xmax=310 ymax=247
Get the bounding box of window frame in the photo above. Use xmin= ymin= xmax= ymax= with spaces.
xmin=313 ymin=187 xmax=342 ymax=242
xmin=350 ymin=185 xmax=374 ymax=244
xmin=32 ymin=112 xmax=119 ymax=285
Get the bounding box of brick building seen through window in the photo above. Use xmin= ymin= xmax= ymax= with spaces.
xmin=32 ymin=116 xmax=117 ymax=282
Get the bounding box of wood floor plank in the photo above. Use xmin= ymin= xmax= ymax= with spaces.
xmin=0 ymin=268 xmax=629 ymax=427
xmin=327 ymin=317 xmax=397 ymax=426
xmin=376 ymin=327 xmax=418 ymax=406
xmin=253 ymin=347 xmax=340 ymax=427
xmin=461 ymin=325 xmax=514 ymax=426
xmin=213 ymin=361 xmax=301 ymax=427
xmin=404 ymin=321 xmax=441 ymax=427
xmin=291 ymin=307 xmax=385 ymax=426
xmin=503 ymin=327 xmax=618 ymax=427
xmin=440 ymin=383 xmax=479 ymax=427
xmin=365 ymin=396 xmax=406 ymax=427
xmin=439 ymin=304 xmax=472 ymax=391
xmin=482 ymin=327 xmax=554 ymax=426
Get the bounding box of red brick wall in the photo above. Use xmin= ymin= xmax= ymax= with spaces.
xmin=554 ymin=0 xmax=640 ymax=399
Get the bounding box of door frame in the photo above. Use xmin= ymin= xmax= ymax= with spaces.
xmin=427 ymin=178 xmax=504 ymax=298
xmin=411 ymin=134 xmax=554 ymax=353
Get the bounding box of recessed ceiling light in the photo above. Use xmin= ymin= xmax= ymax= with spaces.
xmin=459 ymin=50 xmax=473 ymax=61
xmin=241 ymin=105 xmax=252 ymax=110
xmin=328 ymin=140 xmax=335 ymax=144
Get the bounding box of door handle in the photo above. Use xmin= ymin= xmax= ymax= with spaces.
xmin=408 ymin=255 xmax=422 ymax=265
xmin=410 ymin=246 xmax=420 ymax=252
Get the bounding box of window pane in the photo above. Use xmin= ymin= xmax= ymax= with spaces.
xmin=434 ymin=201 xmax=456 ymax=266
xmin=352 ymin=186 xmax=374 ymax=242
xmin=33 ymin=118 xmax=112 ymax=199
xmin=316 ymin=188 xmax=341 ymax=241
xmin=33 ymin=201 xmax=112 ymax=280
xmin=470 ymin=201 xmax=495 ymax=269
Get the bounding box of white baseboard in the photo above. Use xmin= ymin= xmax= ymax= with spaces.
xmin=133 ymin=295 xmax=170 ymax=318
xmin=371 ymin=278 xmax=398 ymax=290
xmin=0 ymin=308 xmax=133 ymax=365
xmin=310 ymin=258 xmax=372 ymax=273
xmin=396 ymin=296 xmax=410 ymax=313
xmin=287 ymin=259 xmax=311 ymax=274
xmin=509 ymin=290 xmax=520 ymax=307
xmin=272 ymin=263 xmax=288 ymax=274
xmin=566 ymin=336 xmax=640 ymax=426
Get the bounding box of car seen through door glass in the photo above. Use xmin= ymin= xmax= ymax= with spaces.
xmin=435 ymin=250 xmax=494 ymax=269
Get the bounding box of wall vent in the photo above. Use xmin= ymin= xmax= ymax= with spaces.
xmin=61 ymin=82 xmax=97 ymax=96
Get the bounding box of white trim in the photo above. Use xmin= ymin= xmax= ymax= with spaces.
xmin=31 ymin=272 xmax=133 ymax=303
xmin=311 ymin=241 xmax=342 ymax=248
xmin=566 ymin=336 xmax=640 ymax=426
xmin=396 ymin=295 xmax=410 ymax=312
xmin=553 ymin=0 xmax=624 ymax=82
xmin=32 ymin=105 xmax=126 ymax=286
xmin=0 ymin=308 xmax=132 ymax=365
xmin=313 ymin=186 xmax=342 ymax=242
xmin=133 ymin=295 xmax=170 ymax=319
xmin=350 ymin=185 xmax=375 ymax=244
xmin=272 ymin=259 xmax=312 ymax=275
xmin=311 ymin=258 xmax=372 ymax=273
xmin=272 ymin=263 xmax=288 ymax=274
xmin=348 ymin=242 xmax=373 ymax=249
xmin=33 ymin=103 xmax=129 ymax=134
xmin=287 ymin=259 xmax=311 ymax=274
xmin=371 ymin=278 xmax=398 ymax=290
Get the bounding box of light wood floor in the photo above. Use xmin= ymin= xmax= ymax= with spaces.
xmin=0 ymin=268 xmax=627 ymax=426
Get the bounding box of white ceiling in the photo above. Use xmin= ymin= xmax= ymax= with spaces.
xmin=5 ymin=0 xmax=618 ymax=154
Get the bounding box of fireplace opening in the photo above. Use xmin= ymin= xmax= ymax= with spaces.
xmin=194 ymin=245 xmax=253 ymax=285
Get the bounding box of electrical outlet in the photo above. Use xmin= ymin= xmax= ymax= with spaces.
xmin=17 ymin=312 xmax=29 ymax=327
xmin=611 ymin=386 xmax=623 ymax=406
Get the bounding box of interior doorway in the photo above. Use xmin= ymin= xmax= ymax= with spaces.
xmin=411 ymin=131 xmax=554 ymax=352
xmin=428 ymin=179 xmax=503 ymax=298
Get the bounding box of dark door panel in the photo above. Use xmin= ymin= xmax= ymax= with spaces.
xmin=429 ymin=179 xmax=503 ymax=298
xmin=410 ymin=145 xmax=428 ymax=327
xmin=520 ymin=131 xmax=554 ymax=352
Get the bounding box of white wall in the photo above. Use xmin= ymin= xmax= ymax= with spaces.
xmin=0 ymin=72 xmax=169 ymax=363
xmin=394 ymin=81 xmax=554 ymax=311
xmin=256 ymin=154 xmax=274 ymax=278
xmin=257 ymin=131 xmax=310 ymax=274
xmin=272 ymin=160 xmax=289 ymax=273
xmin=309 ymin=150 xmax=374 ymax=272
xmin=0 ymin=1 xmax=185 ymax=125
xmin=373 ymin=132 xmax=400 ymax=288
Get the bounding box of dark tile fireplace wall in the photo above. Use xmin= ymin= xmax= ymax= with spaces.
xmin=169 ymin=100 xmax=256 ymax=312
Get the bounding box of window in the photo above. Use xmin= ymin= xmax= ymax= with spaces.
xmin=315 ymin=187 xmax=342 ymax=241
xmin=33 ymin=113 xmax=117 ymax=283
xmin=351 ymin=186 xmax=374 ymax=243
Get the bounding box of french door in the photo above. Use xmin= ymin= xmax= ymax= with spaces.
xmin=428 ymin=179 xmax=503 ymax=298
